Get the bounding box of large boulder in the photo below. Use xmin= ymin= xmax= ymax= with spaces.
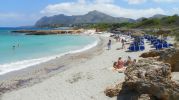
xmin=140 ymin=51 xmax=160 ymax=58
xmin=123 ymin=58 xmax=179 ymax=100
xmin=105 ymin=58 xmax=179 ymax=100
xmin=140 ymin=48 xmax=179 ymax=72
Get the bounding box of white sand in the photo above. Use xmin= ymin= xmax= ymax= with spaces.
xmin=1 ymin=36 xmax=152 ymax=100
xmin=172 ymin=72 xmax=179 ymax=82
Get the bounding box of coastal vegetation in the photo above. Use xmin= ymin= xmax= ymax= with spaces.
xmin=86 ymin=14 xmax=179 ymax=41
xmin=88 ymin=14 xmax=179 ymax=29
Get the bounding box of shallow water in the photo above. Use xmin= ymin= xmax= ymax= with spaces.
xmin=0 ymin=28 xmax=98 ymax=75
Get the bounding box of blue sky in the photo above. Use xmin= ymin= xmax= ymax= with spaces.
xmin=0 ymin=0 xmax=179 ymax=27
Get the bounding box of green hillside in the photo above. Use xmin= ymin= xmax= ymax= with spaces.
xmin=89 ymin=14 xmax=179 ymax=41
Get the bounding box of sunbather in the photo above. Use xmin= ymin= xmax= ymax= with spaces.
xmin=117 ymin=57 xmax=125 ymax=69
xmin=113 ymin=62 xmax=118 ymax=69
xmin=125 ymin=56 xmax=133 ymax=66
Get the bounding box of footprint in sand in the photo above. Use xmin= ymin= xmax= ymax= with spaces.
xmin=66 ymin=72 xmax=83 ymax=84
xmin=86 ymin=72 xmax=94 ymax=80
xmin=66 ymin=72 xmax=94 ymax=84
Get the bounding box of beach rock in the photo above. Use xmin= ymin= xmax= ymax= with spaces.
xmin=123 ymin=58 xmax=179 ymax=100
xmin=12 ymin=30 xmax=82 ymax=35
xmin=140 ymin=48 xmax=176 ymax=59
xmin=140 ymin=51 xmax=160 ymax=58
xmin=140 ymin=48 xmax=179 ymax=72
xmin=105 ymin=83 xmax=123 ymax=97
xmin=105 ymin=58 xmax=179 ymax=100
xmin=158 ymin=49 xmax=179 ymax=72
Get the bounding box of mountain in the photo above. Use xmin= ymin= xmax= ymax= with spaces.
xmin=136 ymin=14 xmax=167 ymax=22
xmin=150 ymin=14 xmax=167 ymax=19
xmin=136 ymin=17 xmax=147 ymax=22
xmin=35 ymin=10 xmax=134 ymax=27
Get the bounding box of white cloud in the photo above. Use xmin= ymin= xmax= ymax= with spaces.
xmin=41 ymin=0 xmax=166 ymax=19
xmin=125 ymin=0 xmax=178 ymax=4
xmin=95 ymin=0 xmax=114 ymax=3
xmin=167 ymin=8 xmax=179 ymax=15
xmin=153 ymin=0 xmax=178 ymax=2
xmin=125 ymin=0 xmax=146 ymax=4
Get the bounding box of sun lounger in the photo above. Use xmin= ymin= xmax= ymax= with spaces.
xmin=163 ymin=43 xmax=169 ymax=48
xmin=135 ymin=46 xmax=139 ymax=51
xmin=139 ymin=45 xmax=145 ymax=51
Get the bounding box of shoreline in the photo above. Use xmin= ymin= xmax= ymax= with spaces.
xmin=0 ymin=35 xmax=99 ymax=75
xmin=0 ymin=35 xmax=107 ymax=95
xmin=1 ymin=34 xmax=164 ymax=100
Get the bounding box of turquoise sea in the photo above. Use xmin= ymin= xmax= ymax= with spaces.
xmin=0 ymin=28 xmax=98 ymax=75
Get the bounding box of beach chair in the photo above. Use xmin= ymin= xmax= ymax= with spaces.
xmin=155 ymin=45 xmax=158 ymax=50
xmin=129 ymin=46 xmax=135 ymax=51
xmin=135 ymin=46 xmax=139 ymax=51
xmin=139 ymin=42 xmax=144 ymax=45
xmin=151 ymin=40 xmax=156 ymax=44
xmin=163 ymin=43 xmax=169 ymax=48
xmin=157 ymin=44 xmax=163 ymax=49
xmin=153 ymin=42 xmax=159 ymax=47
xmin=139 ymin=45 xmax=145 ymax=51
xmin=169 ymin=44 xmax=173 ymax=47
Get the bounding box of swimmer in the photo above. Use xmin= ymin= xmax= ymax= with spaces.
xmin=12 ymin=45 xmax=15 ymax=50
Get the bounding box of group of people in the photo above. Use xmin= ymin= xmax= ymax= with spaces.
xmin=115 ymin=36 xmax=126 ymax=49
xmin=107 ymin=38 xmax=126 ymax=50
xmin=113 ymin=56 xmax=136 ymax=72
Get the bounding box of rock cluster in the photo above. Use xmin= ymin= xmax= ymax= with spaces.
xmin=12 ymin=30 xmax=82 ymax=35
xmin=105 ymin=58 xmax=179 ymax=100
xmin=124 ymin=58 xmax=179 ymax=100
xmin=140 ymin=48 xmax=179 ymax=72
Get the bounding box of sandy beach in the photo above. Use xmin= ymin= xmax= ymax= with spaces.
xmin=1 ymin=1 xmax=179 ymax=99
xmin=0 ymin=34 xmax=156 ymax=100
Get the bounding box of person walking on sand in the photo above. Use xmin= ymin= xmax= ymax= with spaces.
xmin=107 ymin=39 xmax=111 ymax=50
xmin=121 ymin=39 xmax=125 ymax=49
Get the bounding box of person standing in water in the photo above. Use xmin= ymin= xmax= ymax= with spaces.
xmin=17 ymin=43 xmax=20 ymax=47
xmin=12 ymin=45 xmax=15 ymax=50
xmin=107 ymin=39 xmax=111 ymax=50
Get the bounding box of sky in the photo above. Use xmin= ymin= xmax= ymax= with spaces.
xmin=0 ymin=0 xmax=179 ymax=27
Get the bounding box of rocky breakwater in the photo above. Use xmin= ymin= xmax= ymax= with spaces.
xmin=140 ymin=48 xmax=179 ymax=72
xmin=12 ymin=29 xmax=83 ymax=35
xmin=105 ymin=58 xmax=179 ymax=100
